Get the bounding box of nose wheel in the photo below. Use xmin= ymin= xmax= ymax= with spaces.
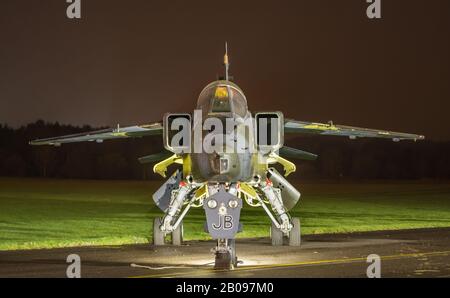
xmin=214 ymin=239 xmax=238 ymax=270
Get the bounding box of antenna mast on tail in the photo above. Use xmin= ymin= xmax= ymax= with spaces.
xmin=224 ymin=42 xmax=230 ymax=81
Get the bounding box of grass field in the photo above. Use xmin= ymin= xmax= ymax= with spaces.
xmin=0 ymin=178 xmax=450 ymax=251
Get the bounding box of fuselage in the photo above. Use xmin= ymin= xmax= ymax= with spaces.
xmin=187 ymin=80 xmax=262 ymax=183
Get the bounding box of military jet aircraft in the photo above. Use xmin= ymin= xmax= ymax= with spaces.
xmin=30 ymin=44 xmax=425 ymax=269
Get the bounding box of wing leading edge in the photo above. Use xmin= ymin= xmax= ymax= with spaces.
xmin=284 ymin=119 xmax=425 ymax=142
xmin=29 ymin=122 xmax=163 ymax=146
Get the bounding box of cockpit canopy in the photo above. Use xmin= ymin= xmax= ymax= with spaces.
xmin=196 ymin=81 xmax=248 ymax=118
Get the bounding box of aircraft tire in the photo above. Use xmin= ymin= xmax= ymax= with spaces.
xmin=172 ymin=221 xmax=183 ymax=246
xmin=153 ymin=217 xmax=165 ymax=246
xmin=289 ymin=217 xmax=301 ymax=246
xmin=271 ymin=222 xmax=284 ymax=246
xmin=214 ymin=250 xmax=232 ymax=270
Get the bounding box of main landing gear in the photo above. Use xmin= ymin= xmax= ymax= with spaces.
xmin=153 ymin=217 xmax=184 ymax=246
xmin=270 ymin=217 xmax=301 ymax=246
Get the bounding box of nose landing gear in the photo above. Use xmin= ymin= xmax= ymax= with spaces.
xmin=214 ymin=239 xmax=238 ymax=270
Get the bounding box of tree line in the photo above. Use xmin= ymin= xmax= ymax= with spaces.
xmin=0 ymin=120 xmax=449 ymax=180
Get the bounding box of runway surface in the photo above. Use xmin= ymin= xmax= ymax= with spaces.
xmin=1 ymin=228 xmax=449 ymax=278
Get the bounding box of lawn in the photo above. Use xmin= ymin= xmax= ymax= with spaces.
xmin=0 ymin=178 xmax=450 ymax=250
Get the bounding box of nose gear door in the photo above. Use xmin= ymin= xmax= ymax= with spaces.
xmin=203 ymin=186 xmax=242 ymax=239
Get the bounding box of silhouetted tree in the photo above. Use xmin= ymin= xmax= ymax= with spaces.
xmin=0 ymin=121 xmax=449 ymax=180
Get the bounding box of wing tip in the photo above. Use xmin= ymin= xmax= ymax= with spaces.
xmin=392 ymin=134 xmax=425 ymax=142
xmin=29 ymin=140 xmax=61 ymax=146
xmin=415 ymin=135 xmax=425 ymax=142
xmin=29 ymin=140 xmax=41 ymax=146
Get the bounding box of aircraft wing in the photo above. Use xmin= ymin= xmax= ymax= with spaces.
xmin=29 ymin=122 xmax=163 ymax=146
xmin=284 ymin=119 xmax=425 ymax=142
xmin=279 ymin=146 xmax=318 ymax=161
xmin=138 ymin=151 xmax=173 ymax=164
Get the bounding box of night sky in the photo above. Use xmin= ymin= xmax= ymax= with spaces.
xmin=1 ymin=0 xmax=449 ymax=140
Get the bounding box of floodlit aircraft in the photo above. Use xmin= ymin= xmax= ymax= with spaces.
xmin=30 ymin=44 xmax=425 ymax=269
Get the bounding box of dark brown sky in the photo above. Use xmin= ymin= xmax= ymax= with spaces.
xmin=1 ymin=0 xmax=449 ymax=140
